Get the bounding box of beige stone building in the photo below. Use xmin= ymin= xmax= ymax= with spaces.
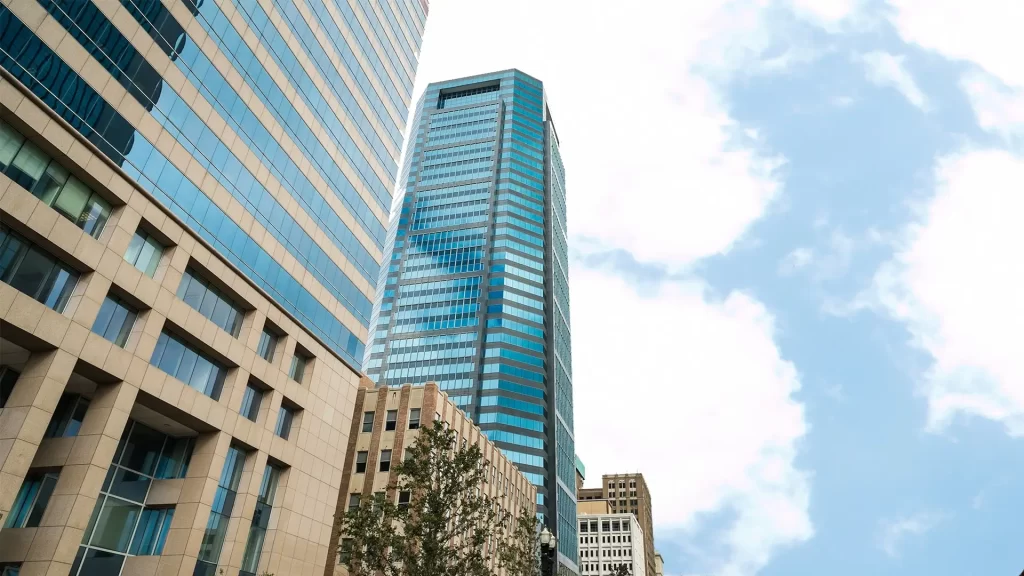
xmin=0 ymin=76 xmax=369 ymax=576
xmin=577 ymin=499 xmax=612 ymax=515
xmin=578 ymin=473 xmax=656 ymax=576
xmin=654 ymin=552 xmax=665 ymax=576
xmin=325 ymin=381 xmax=537 ymax=576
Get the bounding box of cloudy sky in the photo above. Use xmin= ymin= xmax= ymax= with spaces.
xmin=412 ymin=1 xmax=1024 ymax=574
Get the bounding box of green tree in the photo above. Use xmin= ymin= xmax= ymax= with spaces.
xmin=339 ymin=419 xmax=538 ymax=576
xmin=495 ymin=505 xmax=541 ymax=576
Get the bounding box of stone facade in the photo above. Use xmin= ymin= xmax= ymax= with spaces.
xmin=325 ymin=381 xmax=537 ymax=576
xmin=0 ymin=74 xmax=363 ymax=576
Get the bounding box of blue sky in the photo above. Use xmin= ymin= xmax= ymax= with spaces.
xmin=412 ymin=1 xmax=1024 ymax=574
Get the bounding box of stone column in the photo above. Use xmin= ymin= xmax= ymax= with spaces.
xmin=0 ymin=348 xmax=76 ymax=521
xmin=16 ymin=379 xmax=138 ymax=576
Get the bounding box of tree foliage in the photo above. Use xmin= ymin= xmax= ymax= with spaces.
xmin=339 ymin=419 xmax=540 ymax=576
xmin=611 ymin=564 xmax=631 ymax=576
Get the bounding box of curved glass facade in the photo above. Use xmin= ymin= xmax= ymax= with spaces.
xmin=0 ymin=0 xmax=427 ymax=367
xmin=365 ymin=69 xmax=578 ymax=573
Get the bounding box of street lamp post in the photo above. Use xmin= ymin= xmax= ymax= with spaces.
xmin=539 ymin=526 xmax=556 ymax=576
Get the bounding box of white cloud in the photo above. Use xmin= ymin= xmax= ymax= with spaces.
xmin=959 ymin=72 xmax=1024 ymax=140
xmin=779 ymin=247 xmax=814 ymax=275
xmin=877 ymin=512 xmax=944 ymax=557
xmin=858 ymin=51 xmax=930 ymax=111
xmin=789 ymin=0 xmax=861 ymax=28
xmin=412 ymin=0 xmax=836 ymax=270
xmin=572 ymin=265 xmax=811 ymax=576
xmin=872 ymin=149 xmax=1024 ymax=435
xmin=886 ymin=0 xmax=1024 ymax=134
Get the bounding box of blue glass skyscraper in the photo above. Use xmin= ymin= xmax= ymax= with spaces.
xmin=365 ymin=69 xmax=578 ymax=574
xmin=0 ymin=0 xmax=428 ymax=368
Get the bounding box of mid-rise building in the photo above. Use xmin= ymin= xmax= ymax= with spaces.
xmin=577 ymin=513 xmax=646 ymax=576
xmin=363 ymin=69 xmax=578 ymax=574
xmin=654 ymin=552 xmax=665 ymax=576
xmin=326 ymin=380 xmax=537 ymax=576
xmin=0 ymin=0 xmax=428 ymax=574
xmin=579 ymin=473 xmax=656 ymax=576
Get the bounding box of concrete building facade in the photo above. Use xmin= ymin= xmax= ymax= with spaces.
xmin=363 ymin=69 xmax=578 ymax=574
xmin=325 ymin=380 xmax=537 ymax=576
xmin=0 ymin=74 xmax=375 ymax=576
xmin=577 ymin=513 xmax=645 ymax=576
xmin=578 ymin=473 xmax=656 ymax=576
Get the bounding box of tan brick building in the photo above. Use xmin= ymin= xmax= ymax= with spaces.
xmin=326 ymin=381 xmax=537 ymax=576
xmin=0 ymin=75 xmax=369 ymax=576
xmin=578 ymin=473 xmax=656 ymax=576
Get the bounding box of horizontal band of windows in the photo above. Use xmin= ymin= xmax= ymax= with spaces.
xmin=413 ymin=198 xmax=490 ymax=218
xmin=484 ymin=332 xmax=544 ymax=354
xmin=492 ymin=251 xmax=544 ymax=272
xmin=500 ymin=151 xmax=545 ymax=173
xmin=496 ymin=181 xmax=545 ymax=204
xmin=500 ymin=448 xmax=545 ymax=468
xmin=392 ymin=317 xmax=478 ymax=334
xmin=386 ymin=331 xmax=478 ymax=350
xmin=383 ymin=364 xmax=475 ymax=379
xmin=483 ymin=363 xmax=545 ymax=383
xmin=495 ymin=213 xmax=544 ymax=236
xmin=395 ymin=303 xmax=479 ymax=319
xmin=487 ymin=303 xmax=544 ymax=325
xmin=397 ymin=290 xmax=480 ymax=307
xmin=495 ymin=193 xmax=544 ymax=215
xmin=400 ymin=264 xmax=484 ymax=278
xmin=497 ymin=169 xmax=544 ymax=192
xmin=491 ymin=263 xmax=544 ymax=285
xmin=484 ymin=347 xmax=545 ymax=368
xmin=409 ymin=212 xmax=488 ymax=231
xmin=486 ymin=316 xmax=544 ymax=339
xmin=495 ymin=202 xmax=544 ymax=224
xmin=503 ymin=132 xmax=543 ymax=155
xmin=477 ymin=412 xmax=544 ymax=433
xmin=488 ymin=275 xmax=543 ymax=298
xmin=484 ymin=429 xmax=544 ymax=450
xmin=417 ymin=169 xmax=493 ymax=186
xmin=488 ymin=289 xmax=543 ymax=311
xmin=429 ymin=106 xmax=498 ymax=127
xmin=421 ymin=143 xmax=495 ymax=163
xmin=421 ymin=156 xmax=494 ymax=173
xmin=481 ymin=378 xmax=545 ymax=400
xmin=386 ymin=347 xmax=477 ymax=364
xmin=398 ymin=276 xmax=481 ymax=294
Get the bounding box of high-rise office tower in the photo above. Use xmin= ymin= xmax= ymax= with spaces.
xmin=0 ymin=1 xmax=426 ymax=575
xmin=365 ymin=69 xmax=578 ymax=574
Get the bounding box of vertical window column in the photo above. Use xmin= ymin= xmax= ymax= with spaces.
xmin=239 ymin=464 xmax=282 ymax=576
xmin=193 ymin=444 xmax=247 ymax=576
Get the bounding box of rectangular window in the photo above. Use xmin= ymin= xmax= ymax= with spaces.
xmin=128 ymin=507 xmax=174 ymax=555
xmin=240 ymin=464 xmax=280 ymax=574
xmin=177 ymin=267 xmax=244 ymax=336
xmin=385 ymin=410 xmax=397 ymax=431
xmin=362 ymin=411 xmax=374 ymax=433
xmin=0 ymin=366 xmax=20 ymax=408
xmin=5 ymin=471 xmax=59 ymax=528
xmin=150 ymin=330 xmax=227 ymax=399
xmin=288 ymin=353 xmax=309 ymax=383
xmin=43 ymin=393 xmax=89 ymax=438
xmin=0 ymin=226 xmax=78 ymax=312
xmin=398 ymin=491 xmax=410 ymax=509
xmin=256 ymin=328 xmax=278 ymax=362
xmin=379 ymin=449 xmax=392 ymax=472
xmin=124 ymin=229 xmax=163 ymax=277
xmin=348 ymin=493 xmax=361 ymax=512
xmin=275 ymin=405 xmax=294 ymax=440
xmin=339 ymin=538 xmax=353 ymax=566
xmin=239 ymin=384 xmax=262 ymax=422
xmin=0 ymin=121 xmax=110 ymax=239
xmin=408 ymin=408 xmax=420 ymax=430
xmin=196 ymin=446 xmax=245 ymax=570
xmin=91 ymin=294 xmax=138 ymax=347
xmin=355 ymin=451 xmax=367 ymax=473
